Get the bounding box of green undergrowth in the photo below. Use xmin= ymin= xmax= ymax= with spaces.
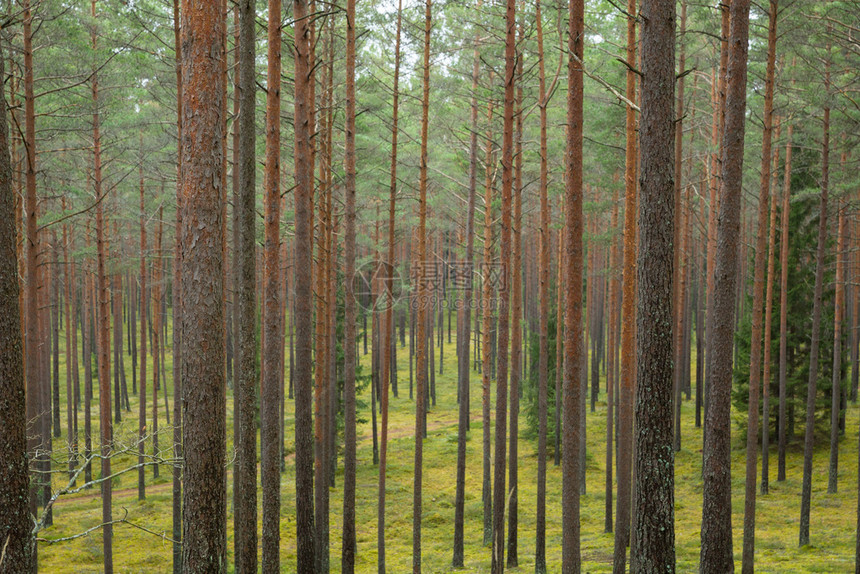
xmin=38 ymin=317 xmax=860 ymax=572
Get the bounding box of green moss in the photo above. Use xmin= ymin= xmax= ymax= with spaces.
xmin=37 ymin=316 xmax=860 ymax=572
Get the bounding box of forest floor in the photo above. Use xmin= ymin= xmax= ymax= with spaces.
xmin=38 ymin=318 xmax=859 ymax=573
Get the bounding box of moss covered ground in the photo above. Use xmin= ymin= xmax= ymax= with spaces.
xmin=38 ymin=319 xmax=860 ymax=572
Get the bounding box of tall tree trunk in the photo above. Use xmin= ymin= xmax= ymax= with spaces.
xmin=0 ymin=43 xmax=33 ymax=573
xmin=704 ymin=0 xmax=732 ymax=451
xmin=314 ymin=33 xmax=331 ymax=568
xmin=138 ymin=163 xmax=147 ymax=501
xmin=413 ymin=3 xmax=432 ymax=571
xmin=63 ymin=201 xmax=78 ymax=481
xmin=22 ymin=0 xmax=42 ymax=536
xmin=535 ymin=2 xmax=550 ymax=569
xmin=453 ymin=0 xmax=477 ymax=565
xmin=233 ymin=0 xmax=258 ymax=567
xmin=293 ymin=0 xmax=316 ymax=569
xmin=83 ymin=225 xmax=94 ymax=488
xmin=605 ymin=184 xmax=619 ymax=534
xmin=92 ymin=1 xmax=113 ymax=568
xmin=555 ymin=199 xmax=564 ymax=471
xmin=613 ymin=1 xmax=637 ymax=569
xmin=762 ymin=115 xmax=781 ymax=495
xmin=491 ymin=0 xmax=515 ymax=568
xmin=380 ymin=1 xmax=402 ymax=570
xmin=632 ymin=0 xmax=676 ymax=571
xmin=562 ymin=0 xmax=584 ymax=571
xmin=171 ymin=1 xmax=184 ymax=569
xmin=741 ymin=2 xmax=777 ymax=568
xmin=800 ymin=41 xmax=830 ymax=547
xmin=481 ymin=75 xmax=496 ymax=546
xmin=701 ymin=0 xmax=750 ymax=570
xmin=672 ymin=0 xmax=686 ymax=453
xmin=261 ymin=0 xmax=281 ymax=567
xmin=179 ymin=0 xmax=227 ymax=570
xmin=829 ymin=193 xmax=846 ymax=494
xmin=152 ymin=216 xmax=162 ymax=479
xmin=506 ymin=10 xmax=524 ymax=564
xmin=342 ymin=0 xmax=358 ymax=568
xmin=777 ymin=118 xmax=793 ymax=482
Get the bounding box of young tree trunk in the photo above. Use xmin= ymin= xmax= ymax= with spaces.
xmin=562 ymin=0 xmax=585 ymax=571
xmin=379 ymin=1 xmax=402 ymax=569
xmin=83 ymin=225 xmax=94 ymax=488
xmin=63 ymin=202 xmax=78 ymax=482
xmin=632 ymin=0 xmax=676 ymax=571
xmin=171 ymin=1 xmax=184 ymax=569
xmin=555 ymin=200 xmax=564 ymax=471
xmin=490 ymin=2 xmax=515 ymax=570
xmin=152 ymin=216 xmax=162 ymax=479
xmin=762 ymin=116 xmax=781 ymax=495
xmin=261 ymin=0 xmax=281 ymax=567
xmin=341 ymin=0 xmax=358 ymax=568
xmin=605 ymin=184 xmax=619 ymax=534
xmin=293 ymin=1 xmax=316 ymax=569
xmin=138 ymin=164 xmax=147 ymax=501
xmin=178 ymin=0 xmax=227 ymax=569
xmin=506 ymin=12 xmax=524 ymax=564
xmin=613 ymin=1 xmax=637 ymax=569
xmin=481 ymin=77 xmax=496 ymax=546
xmin=800 ymin=43 xmax=831 ymax=547
xmin=413 ymin=3 xmax=432 ymax=571
xmin=829 ymin=194 xmax=846 ymax=494
xmin=22 ymin=0 xmax=42 ymax=532
xmin=704 ymin=1 xmax=731 ymax=451
xmin=92 ymin=1 xmax=113 ymax=567
xmin=672 ymin=0 xmax=686 ymax=453
xmin=0 ymin=44 xmax=33 ymax=572
xmin=701 ymin=0 xmax=750 ymax=570
xmin=314 ymin=41 xmax=331 ymax=569
xmin=453 ymin=1 xmax=478 ymax=565
xmin=233 ymin=0 xmax=258 ymax=567
xmin=741 ymin=2 xmax=778 ymax=568
xmin=535 ymin=2 xmax=550 ymax=569
xmin=777 ymin=118 xmax=794 ymax=482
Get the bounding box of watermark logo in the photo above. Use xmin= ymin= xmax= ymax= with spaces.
xmin=351 ymin=260 xmax=404 ymax=312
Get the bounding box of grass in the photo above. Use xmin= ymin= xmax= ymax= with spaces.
xmin=37 ymin=315 xmax=860 ymax=572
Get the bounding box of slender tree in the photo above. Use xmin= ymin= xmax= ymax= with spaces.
xmin=179 ymin=0 xmax=226 ymax=569
xmin=672 ymin=0 xmax=687 ymax=453
xmin=741 ymin=1 xmax=778 ymax=567
xmin=233 ymin=0 xmax=258 ymax=565
xmin=453 ymin=0 xmax=479 ymax=565
xmin=413 ymin=3 xmax=432 ymax=571
xmin=170 ymin=1 xmax=184 ymax=569
xmin=481 ymin=71 xmax=496 ymax=547
xmin=507 ymin=8 xmax=525 ymax=564
xmin=261 ymin=0 xmax=281 ymax=567
xmin=799 ymin=39 xmax=831 ymax=548
xmin=613 ymin=2 xmax=637 ymax=569
xmin=777 ymin=117 xmax=794 ymax=482
xmin=293 ymin=1 xmax=316 ymax=569
xmin=380 ymin=2 xmax=402 ymax=570
xmin=829 ymin=192 xmax=846 ymax=495
xmin=91 ymin=0 xmax=113 ymax=568
xmin=490 ymin=1 xmax=516 ymax=571
xmin=342 ymin=0 xmax=359 ymax=568
xmin=562 ymin=0 xmax=585 ymax=571
xmin=535 ymin=1 xmax=550 ymax=569
xmin=138 ymin=161 xmax=147 ymax=501
xmin=700 ymin=0 xmax=751 ymax=570
xmin=762 ymin=115 xmax=781 ymax=495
